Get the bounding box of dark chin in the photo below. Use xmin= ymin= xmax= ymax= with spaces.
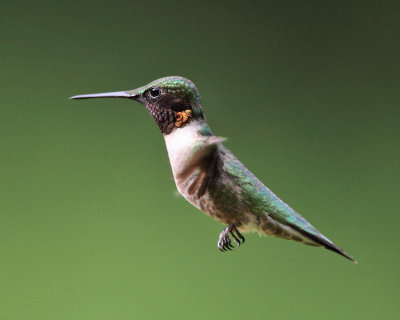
xmin=145 ymin=103 xmax=176 ymax=135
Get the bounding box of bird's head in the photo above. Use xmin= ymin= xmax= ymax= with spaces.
xmin=70 ymin=76 xmax=205 ymax=134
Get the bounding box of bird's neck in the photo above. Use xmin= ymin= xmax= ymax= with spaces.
xmin=163 ymin=120 xmax=213 ymax=178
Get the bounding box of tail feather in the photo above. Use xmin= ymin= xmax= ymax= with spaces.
xmin=290 ymin=225 xmax=357 ymax=263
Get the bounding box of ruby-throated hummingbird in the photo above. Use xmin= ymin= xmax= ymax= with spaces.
xmin=70 ymin=76 xmax=356 ymax=263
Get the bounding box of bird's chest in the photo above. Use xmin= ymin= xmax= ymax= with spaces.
xmin=163 ymin=124 xmax=218 ymax=211
xmin=163 ymin=123 xmax=202 ymax=179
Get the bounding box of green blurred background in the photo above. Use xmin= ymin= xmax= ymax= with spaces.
xmin=1 ymin=1 xmax=399 ymax=319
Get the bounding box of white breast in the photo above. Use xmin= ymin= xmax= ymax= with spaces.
xmin=163 ymin=121 xmax=203 ymax=178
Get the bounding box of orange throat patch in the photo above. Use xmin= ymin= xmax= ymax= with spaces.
xmin=175 ymin=110 xmax=192 ymax=128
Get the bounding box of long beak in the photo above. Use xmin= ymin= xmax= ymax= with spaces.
xmin=69 ymin=91 xmax=138 ymax=100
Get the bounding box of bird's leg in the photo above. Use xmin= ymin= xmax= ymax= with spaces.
xmin=218 ymin=224 xmax=245 ymax=252
xmin=218 ymin=227 xmax=233 ymax=251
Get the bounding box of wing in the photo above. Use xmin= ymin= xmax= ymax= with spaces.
xmin=177 ymin=136 xmax=225 ymax=198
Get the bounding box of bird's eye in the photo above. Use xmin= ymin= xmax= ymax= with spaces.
xmin=149 ymin=87 xmax=160 ymax=98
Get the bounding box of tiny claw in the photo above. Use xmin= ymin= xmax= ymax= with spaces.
xmin=223 ymin=240 xmax=231 ymax=251
xmin=235 ymin=229 xmax=245 ymax=244
xmin=218 ymin=224 xmax=245 ymax=253
xmin=220 ymin=240 xmax=228 ymax=252
xmin=225 ymin=236 xmax=233 ymax=250
xmin=230 ymin=230 xmax=241 ymax=246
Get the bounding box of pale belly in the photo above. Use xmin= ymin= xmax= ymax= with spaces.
xmin=177 ymin=174 xmax=259 ymax=233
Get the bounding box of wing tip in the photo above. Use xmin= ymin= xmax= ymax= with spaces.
xmin=290 ymin=224 xmax=357 ymax=263
xmin=324 ymin=244 xmax=357 ymax=264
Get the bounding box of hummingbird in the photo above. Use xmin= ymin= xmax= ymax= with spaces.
xmin=70 ymin=76 xmax=356 ymax=263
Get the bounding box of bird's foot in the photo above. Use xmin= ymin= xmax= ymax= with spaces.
xmin=218 ymin=224 xmax=245 ymax=252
